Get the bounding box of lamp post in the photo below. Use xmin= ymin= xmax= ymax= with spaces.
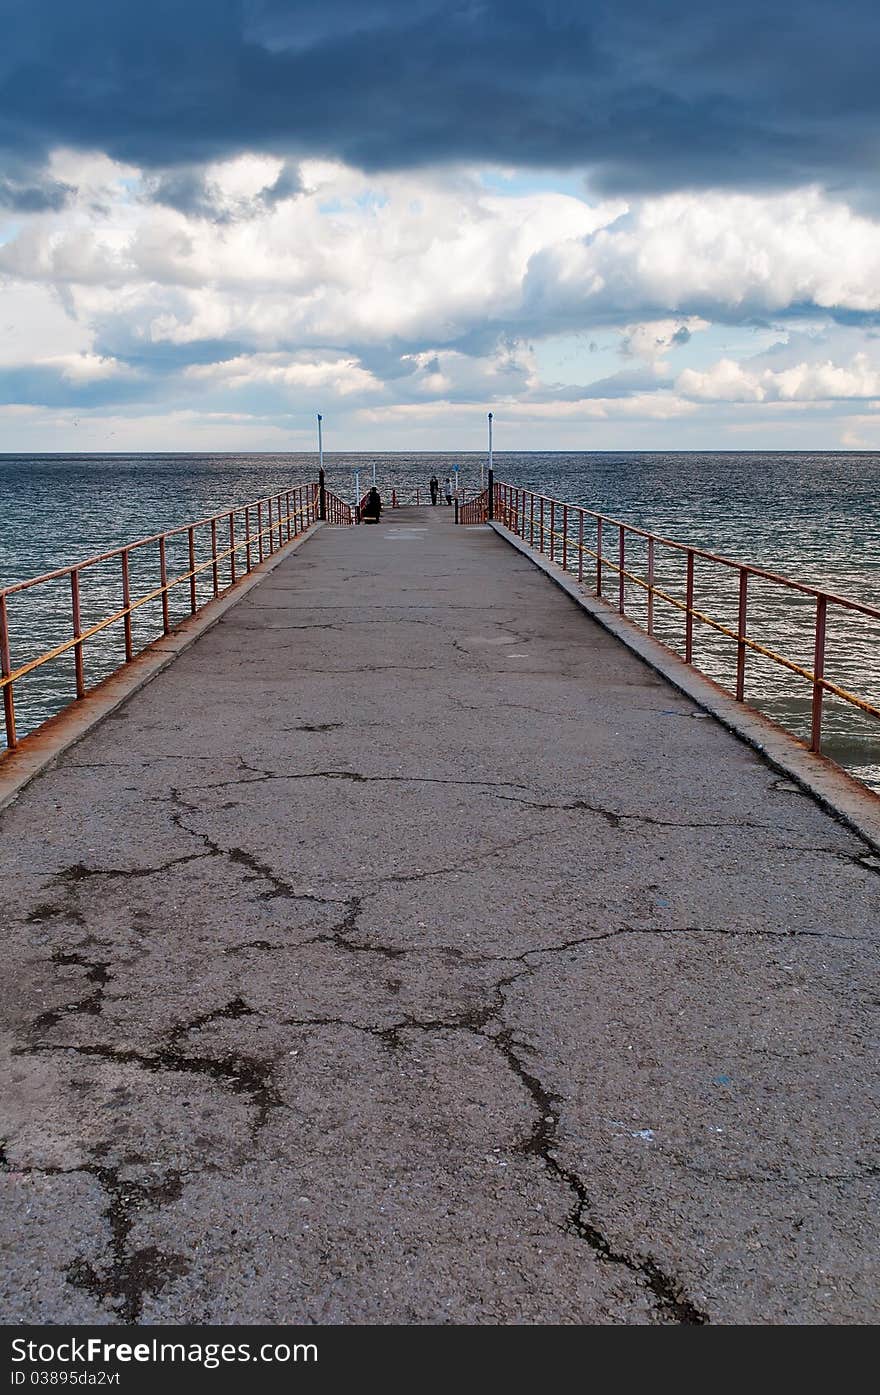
xmin=482 ymin=411 xmax=493 ymax=492
xmin=317 ymin=413 xmax=326 ymax=520
xmin=487 ymin=411 xmax=494 ymax=520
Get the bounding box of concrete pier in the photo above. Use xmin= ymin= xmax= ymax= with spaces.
xmin=2 ymin=506 xmax=878 ymax=1324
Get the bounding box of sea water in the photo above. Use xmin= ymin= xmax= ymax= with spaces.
xmin=2 ymin=451 xmax=879 ymax=790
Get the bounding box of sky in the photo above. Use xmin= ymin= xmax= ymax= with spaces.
xmin=2 ymin=0 xmax=880 ymax=452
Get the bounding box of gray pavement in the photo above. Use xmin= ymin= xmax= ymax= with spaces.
xmin=1 ymin=505 xmax=878 ymax=1325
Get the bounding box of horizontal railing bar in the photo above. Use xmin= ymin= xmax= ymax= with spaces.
xmin=0 ymin=487 xmax=317 ymax=597
xmin=495 ymin=486 xmax=880 ymax=620
xmin=493 ymin=481 xmax=880 ymax=751
xmin=509 ymin=520 xmax=880 ymax=719
xmin=0 ymin=502 xmax=315 ymax=692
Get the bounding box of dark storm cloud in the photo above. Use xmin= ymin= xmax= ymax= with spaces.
xmin=144 ymin=168 xmax=229 ymax=220
xmin=0 ymin=1 xmax=877 ymax=195
xmin=260 ymin=161 xmax=302 ymax=204
xmin=0 ymin=155 xmax=72 ymax=211
xmin=143 ymin=160 xmax=301 ymax=218
xmin=0 ymin=176 xmax=71 ymax=211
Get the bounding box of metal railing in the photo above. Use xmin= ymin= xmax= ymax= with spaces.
xmin=457 ymin=489 xmax=489 ymax=525
xmin=325 ymin=490 xmax=355 ymax=525
xmin=354 ymin=485 xmax=483 ymax=514
xmin=0 ymin=484 xmax=323 ymax=753
xmin=491 ymin=481 xmax=880 ymax=767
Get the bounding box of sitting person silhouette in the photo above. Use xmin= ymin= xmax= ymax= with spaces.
xmin=361 ymin=486 xmax=382 ymax=523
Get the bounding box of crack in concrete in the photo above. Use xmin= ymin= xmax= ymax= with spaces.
xmin=167 ymin=787 xmax=340 ymax=907
xmin=0 ymin=1148 xmax=187 ymax=1322
xmin=16 ymin=1037 xmax=283 ymax=1140
xmin=279 ymin=963 xmax=708 ymax=1324
xmin=22 ymin=990 xmax=281 ymax=1147
xmin=166 ymin=995 xmax=253 ymax=1045
xmin=519 ymin=923 xmax=866 ymax=949
xmin=164 ymin=778 xmax=552 ymax=902
xmin=55 ymin=852 xmax=218 ymax=883
xmin=223 ymin=939 xmax=284 ymax=955
xmin=485 ymin=1023 xmax=708 ymax=1325
xmin=379 ymin=829 xmax=553 ymax=888
xmin=184 ymin=765 xmax=532 ymax=796
xmin=491 ymin=792 xmax=814 ymax=836
xmin=31 ymin=949 xmax=113 ymax=1032
xmin=304 ymin=896 xmax=406 ymax=960
xmin=763 ymin=845 xmax=880 ymax=876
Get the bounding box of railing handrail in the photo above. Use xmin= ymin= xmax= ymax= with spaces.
xmin=490 ymin=479 xmax=880 ymax=775
xmin=0 ymin=484 xmax=320 ymax=598
xmin=0 ymin=483 xmax=324 ymax=753
xmin=495 ymin=482 xmax=880 ymax=621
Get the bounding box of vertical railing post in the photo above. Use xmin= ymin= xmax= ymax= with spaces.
xmin=245 ymin=507 xmax=252 ymax=573
xmin=228 ymin=512 xmax=236 ymax=584
xmin=121 ymin=549 xmax=133 ymax=661
xmin=286 ymin=491 xmax=292 ymax=541
xmin=618 ymin=527 xmax=625 ymax=614
xmin=487 ymin=468 xmax=494 ymax=520
xmin=549 ymin=500 xmax=555 ymax=563
xmin=562 ymin=505 xmax=568 ymax=572
xmin=685 ymin=550 xmax=695 ymax=662
xmin=277 ymin=493 xmax=284 ymax=549
xmin=539 ymin=498 xmax=545 ymax=554
xmin=578 ymin=510 xmax=584 ymax=583
xmin=454 ymin=499 xmax=459 ymax=525
xmin=71 ymin=569 xmax=85 ymax=698
xmin=188 ymin=526 xmax=197 ymax=614
xmin=736 ymin=568 xmax=748 ymax=701
xmin=158 ymin=537 xmax=170 ymax=634
xmin=267 ymin=497 xmax=274 ymax=555
xmin=647 ymin=537 xmax=655 ymax=636
xmin=257 ymin=502 xmax=264 ymax=562
xmin=318 ymin=468 xmax=326 ymax=521
xmin=811 ymin=595 xmax=827 ymax=753
xmin=530 ymin=493 xmax=534 ymax=547
xmin=596 ymin=517 xmax=603 ymax=596
xmin=0 ymin=593 xmax=17 ymax=749
xmin=211 ymin=518 xmax=219 ymax=596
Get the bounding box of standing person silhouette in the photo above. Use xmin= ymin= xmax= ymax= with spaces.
xmin=429 ymin=474 xmax=439 ymax=505
xmin=444 ymin=476 xmax=453 ymax=505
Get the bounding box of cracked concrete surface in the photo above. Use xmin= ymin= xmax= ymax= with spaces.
xmin=1 ymin=506 xmax=878 ymax=1325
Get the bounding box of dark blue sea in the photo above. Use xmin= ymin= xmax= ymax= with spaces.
xmin=2 ymin=451 xmax=879 ymax=789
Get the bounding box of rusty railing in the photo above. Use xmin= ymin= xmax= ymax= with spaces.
xmin=457 ymin=489 xmax=489 ymax=525
xmin=325 ymin=490 xmax=355 ymax=525
xmin=0 ymin=484 xmax=329 ymax=753
xmin=489 ymin=481 xmax=880 ymax=768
